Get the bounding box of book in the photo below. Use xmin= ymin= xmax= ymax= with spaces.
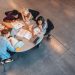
xmin=14 ymin=41 xmax=24 ymax=48
xmin=17 ymin=29 xmax=32 ymax=40
xmin=8 ymin=37 xmax=24 ymax=48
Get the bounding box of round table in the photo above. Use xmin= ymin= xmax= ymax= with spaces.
xmin=15 ymin=33 xmax=44 ymax=52
xmin=8 ymin=20 xmax=44 ymax=52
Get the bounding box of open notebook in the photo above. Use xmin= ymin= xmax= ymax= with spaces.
xmin=17 ymin=29 xmax=32 ymax=40
xmin=8 ymin=37 xmax=24 ymax=48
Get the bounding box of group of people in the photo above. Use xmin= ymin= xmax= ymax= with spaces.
xmin=0 ymin=8 xmax=53 ymax=64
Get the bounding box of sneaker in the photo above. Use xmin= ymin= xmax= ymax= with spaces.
xmin=5 ymin=59 xmax=13 ymax=63
xmin=0 ymin=61 xmax=5 ymax=64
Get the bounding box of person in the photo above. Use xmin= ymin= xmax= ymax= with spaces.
xmin=21 ymin=8 xmax=33 ymax=24
xmin=3 ymin=10 xmax=22 ymax=29
xmin=5 ymin=10 xmax=22 ymax=20
xmin=0 ymin=29 xmax=15 ymax=64
xmin=44 ymin=19 xmax=54 ymax=40
xmin=36 ymin=16 xmax=48 ymax=35
xmin=28 ymin=9 xmax=40 ymax=20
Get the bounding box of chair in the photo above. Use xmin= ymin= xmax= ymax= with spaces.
xmin=45 ymin=19 xmax=54 ymax=39
xmin=29 ymin=9 xmax=40 ymax=20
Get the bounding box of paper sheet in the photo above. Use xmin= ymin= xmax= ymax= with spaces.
xmin=17 ymin=29 xmax=32 ymax=40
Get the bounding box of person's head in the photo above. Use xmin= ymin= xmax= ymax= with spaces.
xmin=12 ymin=10 xmax=19 ymax=15
xmin=36 ymin=16 xmax=45 ymax=25
xmin=3 ymin=16 xmax=17 ymax=22
xmin=1 ymin=29 xmax=10 ymax=38
xmin=22 ymin=8 xmax=29 ymax=16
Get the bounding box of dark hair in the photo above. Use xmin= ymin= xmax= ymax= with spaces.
xmin=12 ymin=10 xmax=19 ymax=15
xmin=12 ymin=10 xmax=22 ymax=20
xmin=4 ymin=10 xmax=22 ymax=22
xmin=3 ymin=16 xmax=17 ymax=22
xmin=36 ymin=16 xmax=45 ymax=25
xmin=1 ymin=29 xmax=10 ymax=36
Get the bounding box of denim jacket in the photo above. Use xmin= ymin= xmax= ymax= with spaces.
xmin=0 ymin=36 xmax=15 ymax=60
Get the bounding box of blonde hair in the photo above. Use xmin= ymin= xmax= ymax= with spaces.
xmin=21 ymin=8 xmax=29 ymax=15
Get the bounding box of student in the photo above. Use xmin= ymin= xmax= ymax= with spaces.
xmin=21 ymin=9 xmax=33 ymax=24
xmin=36 ymin=16 xmax=48 ymax=35
xmin=44 ymin=19 xmax=54 ymax=40
xmin=0 ymin=29 xmax=15 ymax=64
xmin=5 ymin=10 xmax=22 ymax=20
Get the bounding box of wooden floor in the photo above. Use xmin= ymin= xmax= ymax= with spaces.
xmin=0 ymin=0 xmax=75 ymax=75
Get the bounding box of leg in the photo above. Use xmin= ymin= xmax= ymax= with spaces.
xmin=36 ymin=43 xmax=41 ymax=48
xmin=0 ymin=52 xmax=13 ymax=64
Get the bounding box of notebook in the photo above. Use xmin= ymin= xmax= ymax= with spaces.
xmin=14 ymin=41 xmax=24 ymax=48
xmin=17 ymin=29 xmax=32 ymax=40
xmin=8 ymin=37 xmax=24 ymax=48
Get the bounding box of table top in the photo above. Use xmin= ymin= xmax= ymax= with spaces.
xmin=15 ymin=31 xmax=44 ymax=52
xmin=7 ymin=20 xmax=44 ymax=52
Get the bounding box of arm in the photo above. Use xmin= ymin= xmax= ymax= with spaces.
xmin=2 ymin=22 xmax=13 ymax=29
xmin=6 ymin=39 xmax=15 ymax=52
xmin=39 ymin=25 xmax=42 ymax=31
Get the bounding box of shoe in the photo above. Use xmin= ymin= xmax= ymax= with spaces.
xmin=5 ymin=59 xmax=13 ymax=63
xmin=0 ymin=61 xmax=5 ymax=64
